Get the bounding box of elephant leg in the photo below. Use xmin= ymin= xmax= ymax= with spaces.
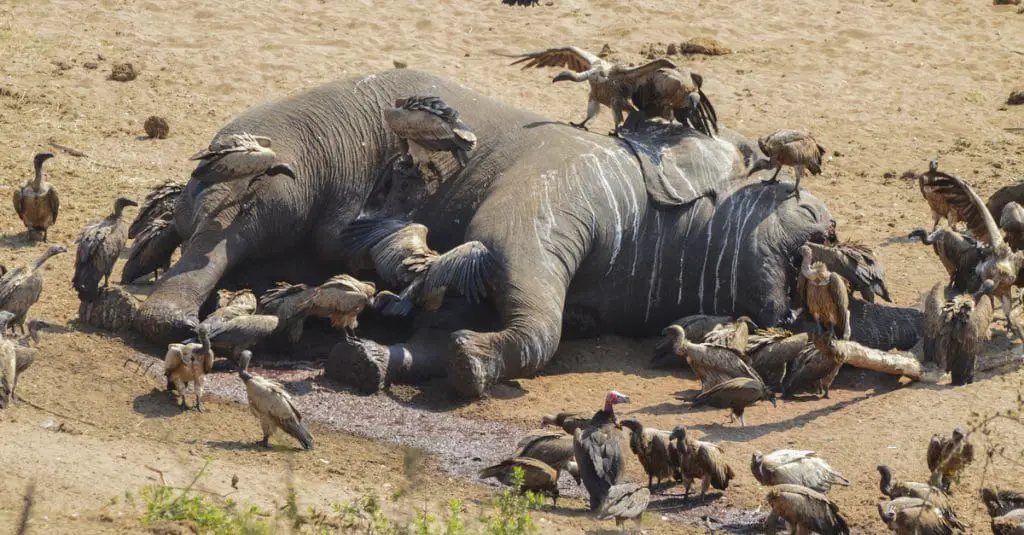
xmin=326 ymin=328 xmax=452 ymax=393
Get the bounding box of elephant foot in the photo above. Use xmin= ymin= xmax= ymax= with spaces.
xmin=78 ymin=286 xmax=141 ymax=334
xmin=446 ymin=329 xmax=504 ymax=398
xmin=135 ymin=294 xmax=200 ymax=344
xmin=326 ymin=336 xmax=391 ymax=394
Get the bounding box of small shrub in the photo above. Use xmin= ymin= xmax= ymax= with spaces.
xmin=481 ymin=467 xmax=541 ymax=535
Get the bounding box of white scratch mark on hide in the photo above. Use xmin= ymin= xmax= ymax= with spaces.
xmin=677 ymin=203 xmax=699 ymax=305
xmin=712 ymin=188 xmax=739 ymax=309
xmin=645 ymin=209 xmax=665 ymax=322
xmin=580 ymin=153 xmax=622 ymax=273
xmin=671 ymin=161 xmax=699 ymax=199
xmin=731 ymin=186 xmax=770 ymax=309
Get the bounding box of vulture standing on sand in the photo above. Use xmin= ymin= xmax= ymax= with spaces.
xmin=384 ymin=96 xmax=477 ymax=179
xmin=746 ymin=329 xmax=807 ymax=389
xmin=0 ymin=311 xmax=19 ymax=408
xmin=189 ymin=133 xmax=296 ymax=184
xmin=163 ymin=324 xmax=214 ymax=411
xmin=237 ymin=350 xmax=313 ymax=450
xmin=690 ymin=376 xmax=776 ymax=427
xmin=127 ymin=180 xmax=184 ymax=239
xmin=72 ymin=197 xmax=137 ymax=301
xmin=669 ymin=425 xmax=735 ymax=500
xmin=748 ymin=130 xmax=826 ymax=200
xmin=936 ymin=291 xmax=994 ymax=386
xmin=780 ymin=332 xmax=848 ymax=399
xmin=877 ymin=465 xmax=961 ymax=526
xmin=478 ymin=457 xmax=560 ymax=504
xmin=798 ymin=244 xmax=851 ymax=340
xmin=909 ymin=229 xmax=985 ymax=291
xmin=751 ymin=450 xmax=850 ymax=494
xmin=765 ymin=484 xmax=850 ymax=535
xmin=540 ymin=412 xmax=590 ymax=436
xmin=12 ymin=152 xmax=60 ymax=241
xmin=628 ymin=65 xmax=718 ymax=136
xmin=121 ymin=218 xmax=180 ymax=283
xmin=513 ymin=430 xmax=579 ymax=483
xmin=662 ymin=324 xmax=760 ymax=392
xmin=877 ymin=497 xmax=962 ymax=535
xmin=572 ymin=390 xmax=630 ymax=510
xmin=927 ymin=428 xmax=974 ymax=492
xmin=0 ymin=245 xmax=66 ymax=334
xmin=619 ymin=419 xmax=676 ymax=489
xmin=803 ymin=241 xmax=892 ymax=303
xmin=510 ymin=46 xmax=678 ymax=134
xmin=597 ymin=482 xmax=650 ymax=530
xmin=9 ymin=319 xmax=52 ymax=404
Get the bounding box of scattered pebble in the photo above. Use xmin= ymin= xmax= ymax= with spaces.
xmin=598 ymin=43 xmax=614 ymax=58
xmin=1008 ymin=88 xmax=1024 ymax=106
xmin=144 ymin=116 xmax=170 ymax=139
xmin=678 ymin=37 xmax=732 ymax=56
xmin=393 ymin=60 xmax=407 ymax=69
xmin=993 ymin=0 xmax=1020 ymax=5
xmin=83 ymin=61 xmax=98 ymax=70
xmin=109 ymin=62 xmax=137 ymax=82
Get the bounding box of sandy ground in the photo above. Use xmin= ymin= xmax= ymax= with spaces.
xmin=2 ymin=0 xmax=1024 ymax=533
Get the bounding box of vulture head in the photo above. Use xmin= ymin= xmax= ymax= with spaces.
xmin=539 ymin=414 xmax=556 ymax=427
xmin=0 ymin=310 xmax=16 ymax=335
xmin=33 ymin=152 xmax=55 ymax=169
xmin=668 ymin=424 xmax=688 ymax=443
xmin=26 ymin=319 xmax=56 ymax=345
xmin=877 ymin=465 xmax=895 ymax=495
xmin=113 ymin=197 xmax=139 ymax=216
xmin=604 ymin=390 xmax=631 ymax=411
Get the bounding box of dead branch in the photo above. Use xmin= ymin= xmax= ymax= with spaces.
xmin=48 ymin=142 xmax=89 ymax=158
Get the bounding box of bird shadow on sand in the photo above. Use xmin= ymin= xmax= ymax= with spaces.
xmin=132 ymin=388 xmax=189 ymax=418
xmin=0 ymin=232 xmax=43 ymax=249
xmin=205 ymin=440 xmax=268 ymax=452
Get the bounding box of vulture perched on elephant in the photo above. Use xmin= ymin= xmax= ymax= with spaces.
xmin=0 ymin=245 xmax=66 ymax=334
xmin=877 ymin=465 xmax=961 ymax=527
xmin=803 ymin=241 xmax=892 ymax=303
xmin=237 ymin=350 xmax=313 ymax=450
xmin=384 ymin=96 xmax=477 ymax=181
xmin=12 ymin=152 xmax=60 ymax=241
xmin=127 ymin=180 xmax=183 ymax=239
xmin=780 ymin=332 xmax=848 ymax=399
xmin=540 ymin=412 xmax=590 ymax=436
xmin=668 ymin=425 xmax=734 ymax=499
xmin=164 ymin=323 xmax=214 ymax=410
xmin=751 ymin=450 xmax=850 ymax=494
xmin=690 ymin=376 xmax=776 ymax=427
xmin=798 ymin=244 xmax=851 ymax=340
xmin=662 ymin=324 xmax=760 ymax=392
xmin=597 ymin=482 xmax=649 ymax=530
xmin=877 ymin=497 xmax=962 ymax=535
xmin=765 ymin=484 xmax=849 ymax=535
xmin=189 ymin=132 xmax=296 ymax=184
xmin=749 ymin=130 xmax=826 ymax=199
xmin=628 ymin=65 xmax=718 ymax=136
xmin=619 ymin=419 xmax=675 ymax=489
xmin=512 ymin=430 xmax=579 ymax=484
xmin=572 ymin=390 xmax=630 ymax=510
xmin=927 ymin=428 xmax=974 ymax=492
xmin=121 ymin=218 xmax=180 ymax=284
xmin=338 ymin=219 xmax=438 ymax=289
xmin=909 ymin=228 xmax=985 ymax=291
xmin=478 ymin=457 xmax=559 ymax=504
xmin=302 ymin=274 xmax=379 ymax=335
xmin=73 ymin=197 xmax=137 ymax=301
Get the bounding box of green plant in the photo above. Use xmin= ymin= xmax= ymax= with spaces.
xmin=968 ymin=376 xmax=1024 ymax=494
xmin=481 ymin=467 xmax=541 ymax=535
xmin=444 ymin=499 xmax=465 ymax=535
xmin=140 ymin=485 xmax=270 ymax=535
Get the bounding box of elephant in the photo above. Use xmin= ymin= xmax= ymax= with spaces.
xmin=109 ymin=69 xmax=919 ymax=398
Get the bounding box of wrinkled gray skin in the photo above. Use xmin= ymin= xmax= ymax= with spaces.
xmin=133 ymin=69 xmax=919 ymax=398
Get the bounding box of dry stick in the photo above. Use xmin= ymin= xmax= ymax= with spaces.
xmin=47 ymin=142 xmax=89 ymax=158
xmin=146 ymin=465 xmax=168 ymax=486
xmin=15 ymin=481 xmax=35 ymax=535
xmin=17 ymin=396 xmax=102 ymax=428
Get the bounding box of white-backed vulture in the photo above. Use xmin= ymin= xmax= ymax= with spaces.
xmin=628 ymin=66 xmax=718 ymax=136
xmin=798 ymin=244 xmax=851 ymax=340
xmin=619 ymin=419 xmax=675 ymax=488
xmin=690 ymin=376 xmax=776 ymax=427
xmin=748 ymin=130 xmax=826 ymax=199
xmin=746 ymin=329 xmax=807 ymax=390
xmin=8 ymin=319 xmax=53 ymax=405
xmin=991 ymin=509 xmax=1024 ymax=535
xmin=258 ymin=282 xmax=315 ymax=343
xmin=479 ymin=457 xmax=559 ymax=505
xmin=204 ymin=314 xmax=278 ymax=361
xmin=336 ymin=219 xmax=438 ymax=290
xmin=752 ymin=450 xmax=850 ymax=494
xmin=127 ymin=180 xmax=183 ymax=239
xmin=121 ymin=218 xmax=180 ymax=283
xmin=12 ymin=152 xmax=60 ymax=241
xmin=922 ymin=282 xmax=950 ymax=367
xmin=237 ymin=350 xmax=313 ymax=450
xmin=804 ymin=241 xmax=892 ymax=302
xmin=927 ymin=428 xmax=974 ymax=492
xmin=877 ymin=497 xmax=962 ymax=534
xmin=199 ymin=289 xmax=258 ymax=332
xmin=780 ymin=332 xmax=848 ymax=399
xmin=302 ymin=274 xmax=379 ymax=335
xmin=597 ymin=482 xmax=649 ymax=529
xmin=190 ymin=133 xmax=295 ymax=184
xmin=651 ymin=314 xmax=738 ymax=368
xmin=164 ymin=324 xmax=214 ymax=411
xmin=0 ymin=245 xmax=66 ymax=334
xmin=999 ymin=202 xmax=1024 ymax=251
xmin=662 ymin=324 xmax=761 ymax=392
xmin=0 ymin=311 xmax=18 ymax=408
xmin=983 ymin=487 xmax=1024 ymax=518
xmin=572 ymin=390 xmax=630 ymax=510
xmin=919 ymin=160 xmax=963 ymax=232
xmin=540 ymin=411 xmax=590 ymax=436
xmin=510 ymin=46 xmax=677 ymax=134
xmin=908 ymin=228 xmax=985 ymax=292
xmin=73 ymin=197 xmax=137 ymax=301
xmin=937 ymin=292 xmax=994 ymax=386
xmin=877 ymin=465 xmax=961 ymax=527
xmin=765 ymin=484 xmax=850 ymax=535
xmin=669 ymin=425 xmax=734 ymax=499
xmin=513 ymin=430 xmax=578 ymax=484
xmin=702 ymin=316 xmax=755 ymax=354
xmin=384 ymin=96 xmax=477 ymax=181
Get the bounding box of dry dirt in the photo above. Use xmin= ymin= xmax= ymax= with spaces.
xmin=2 ymin=0 xmax=1024 ymax=533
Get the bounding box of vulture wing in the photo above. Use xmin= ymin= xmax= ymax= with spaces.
xmin=696 ymin=442 xmax=733 ymax=490
xmin=46 ymin=187 xmax=60 ymax=224
xmin=510 ymin=46 xmax=600 ymax=72
xmin=927 ymin=435 xmax=945 ymax=473
xmin=189 ymin=134 xmax=279 ymax=183
xmin=617 ymin=58 xmax=679 ymax=83
xmin=422 ymin=241 xmax=501 ymax=304
xmin=597 ymin=483 xmax=649 ymax=521
xmin=827 ymin=273 xmax=851 ymax=340
xmin=12 ymin=187 xmax=24 ymax=218
xmin=164 ymin=344 xmax=185 ymax=373
xmin=925 ymin=169 xmax=1003 ymax=246
xmin=336 ymin=218 xmax=412 ymax=257
xmin=691 ymin=377 xmax=760 ymax=408
xmin=384 ymin=107 xmax=461 ymax=152
xmin=252 ymin=376 xmax=313 ymax=450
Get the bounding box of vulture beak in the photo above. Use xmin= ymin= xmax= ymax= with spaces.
xmin=552 ymin=71 xmax=573 ymax=83
xmin=973 ymin=279 xmax=996 ymax=299
xmin=685 ymin=92 xmax=701 ymax=111
xmin=267 ymin=163 xmax=297 ymax=180
xmin=769 ymin=395 xmax=778 ymax=408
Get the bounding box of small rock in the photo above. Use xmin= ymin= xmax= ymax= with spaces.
xmin=109 ymin=62 xmax=137 ymax=82
xmin=1008 ymin=88 xmax=1024 ymax=106
xmin=144 ymin=116 xmax=170 ymax=139
xmin=678 ymin=36 xmax=732 ymax=56
xmin=393 ymin=60 xmax=407 ymax=69
xmin=883 ymin=171 xmax=896 ymax=179
xmin=96 ymin=54 xmax=106 ymax=61
xmin=53 ymin=60 xmax=73 ymax=71
xmin=83 ymin=62 xmax=98 ymax=70
xmin=993 ymin=0 xmax=1020 ymax=5
xmin=666 ymin=43 xmax=678 ymax=55
xmin=598 ymin=43 xmax=613 ymax=58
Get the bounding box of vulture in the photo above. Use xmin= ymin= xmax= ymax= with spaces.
xmin=780 ymin=332 xmax=848 ymax=399
xmin=8 ymin=319 xmax=52 ymax=405
xmin=748 ymin=130 xmax=826 ymax=200
xmin=798 ymin=244 xmax=851 ymax=340
xmin=877 ymin=465 xmax=961 ymax=526
xmin=937 ymin=291 xmax=994 ymax=386
xmin=922 ymin=282 xmax=951 ymax=367
xmin=338 ymin=219 xmax=438 ymax=289
xmin=999 ymin=202 xmax=1024 ymax=252
xmin=121 ymin=218 xmax=181 ymax=283
xmin=572 ymin=390 xmax=630 ymax=510
xmin=258 ymin=282 xmax=315 ymax=343
xmin=478 ymin=457 xmax=560 ymax=504
xmin=669 ymin=425 xmax=735 ymax=500
xmin=72 ymin=197 xmax=137 ymax=301
xmin=662 ymin=324 xmax=761 ymax=392
xmin=510 ymin=46 xmax=677 ymax=134
xmin=651 ymin=314 xmax=740 ymax=368
xmin=919 ymin=160 xmax=963 ymax=232
xmin=804 ymin=241 xmax=892 ymax=303
xmin=237 ymin=350 xmax=313 ymax=450
xmin=927 ymin=428 xmax=974 ymax=492
xmin=916 ymin=162 xmax=1024 ymax=338
xmin=751 ymin=450 xmax=850 ymax=494
xmin=982 ymin=487 xmax=1024 ymax=518
xmin=513 ymin=430 xmax=578 ymax=483
xmin=127 ymin=180 xmax=184 ymax=239
xmin=540 ymin=412 xmax=590 ymax=436
xmin=690 ymin=376 xmax=776 ymax=427
xmin=0 ymin=245 xmax=66 ymax=333
xmin=908 ymin=229 xmax=985 ymax=292
xmin=597 ymin=483 xmax=650 ymax=530
xmin=383 ymin=96 xmax=477 ymax=180
xmin=12 ymin=152 xmax=60 ymax=241
xmin=302 ymin=274 xmax=379 ymax=335
xmin=765 ymin=484 xmax=850 ymax=535
xmin=163 ymin=324 xmax=214 ymax=411
xmin=203 ymin=289 xmax=258 ymax=327
xmin=204 ymin=314 xmax=279 ymax=361
xmin=991 ymin=510 xmax=1024 ymax=535
xmin=189 ymin=132 xmax=296 ymax=184
xmin=619 ymin=419 xmax=675 ymax=488
xmin=629 ymin=66 xmax=718 ymax=136
xmin=702 ymin=316 xmax=755 ymax=354
xmin=0 ymin=311 xmax=19 ymax=408
xmin=502 ymin=0 xmax=539 ymax=5
xmin=746 ymin=329 xmax=807 ymax=390
xmin=877 ymin=497 xmax=962 ymax=535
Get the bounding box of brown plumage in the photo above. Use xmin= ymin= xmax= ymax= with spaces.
xmin=752 ymin=450 xmax=850 ymax=494
xmin=540 ymin=412 xmax=589 ymax=436
xmin=629 ymin=66 xmax=718 ymax=136
xmin=163 ymin=324 xmax=214 ymax=411
xmin=190 ymin=133 xmax=295 ymax=184
xmin=121 ymin=218 xmax=180 ymax=283
xmin=73 ymin=197 xmax=137 ymax=301
xmin=668 ymin=425 xmax=735 ymax=499
xmin=935 ymin=292 xmax=993 ymax=386
xmin=12 ymin=153 xmax=60 ymax=241
xmin=572 ymin=391 xmax=630 ymax=511
xmin=702 ymin=316 xmax=755 ymax=354
xmin=511 ymin=46 xmax=677 ymax=134
xmin=765 ymin=484 xmax=850 ymax=535
xmin=258 ymin=282 xmax=315 ymax=343
xmin=991 ymin=509 xmax=1024 ymax=535
xmin=204 ymin=313 xmax=279 ymax=361
xmin=927 ymin=428 xmax=974 ymax=492
xmin=877 ymin=465 xmax=961 ymax=528
xmin=749 ymin=130 xmax=826 ymax=199
xmin=0 ymin=245 xmax=66 ymax=334
xmin=982 ymin=487 xmax=1024 ymax=518
xmin=512 ymin=430 xmax=578 ymax=483
xmin=619 ymin=419 xmax=675 ymax=489
xmin=384 ymin=96 xmax=477 ymax=181
xmin=662 ymin=324 xmax=761 ymax=392
xmin=127 ymin=181 xmax=183 ymax=239
xmin=9 ymin=320 xmax=51 ymax=405
xmin=597 ymin=483 xmax=650 ymax=529
xmin=746 ymin=330 xmax=807 ymax=390
xmin=804 ymin=241 xmax=891 ymax=303
xmin=922 ymin=282 xmax=949 ymax=366
xmin=0 ymin=312 xmax=18 ymax=408
xmin=237 ymin=350 xmax=313 ymax=450
xmin=690 ymin=376 xmax=777 ymax=427
xmin=999 ymin=202 xmax=1024 ymax=252
xmin=651 ymin=314 xmax=738 ymax=368
xmin=479 ymin=457 xmax=559 ymax=504
xmin=781 ymin=332 xmax=848 ymax=399
xmin=798 ymin=244 xmax=851 ymax=340
xmin=302 ymin=274 xmax=379 ymax=334
xmin=908 ymin=229 xmax=985 ymax=292
xmin=877 ymin=497 xmax=962 ymax=535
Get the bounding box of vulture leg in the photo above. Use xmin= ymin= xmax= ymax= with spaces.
xmin=762 ymin=165 xmax=783 ymax=185
xmin=172 ymin=378 xmax=189 ymax=409
xmin=257 ymin=415 xmax=273 ymax=448
xmin=194 ymin=376 xmax=205 ymax=412
xmin=43 ymin=229 xmax=48 ymax=242
xmin=700 ymin=476 xmax=711 ymax=501
xmin=1002 ymin=295 xmax=1024 ymax=341
xmin=569 ymin=99 xmax=599 ymax=130
xmin=648 ymin=474 xmax=653 ymax=490
xmin=737 ymin=408 xmax=747 ymax=428
xmin=792 ymin=166 xmax=804 ymax=200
